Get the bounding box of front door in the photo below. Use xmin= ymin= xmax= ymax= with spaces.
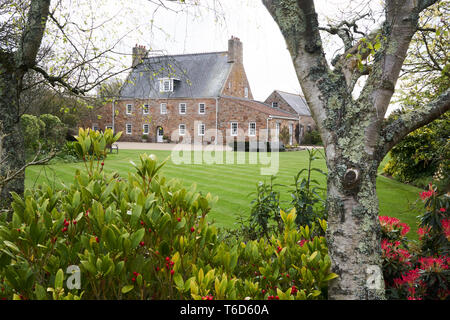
xmin=157 ymin=127 xmax=164 ymax=143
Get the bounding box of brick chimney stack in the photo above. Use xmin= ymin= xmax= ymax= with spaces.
xmin=227 ymin=36 xmax=243 ymax=64
xmin=132 ymin=44 xmax=148 ymax=68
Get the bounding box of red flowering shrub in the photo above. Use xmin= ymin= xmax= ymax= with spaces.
xmin=417 ymin=182 xmax=449 ymax=256
xmin=379 ymin=216 xmax=410 ymax=244
xmin=390 ymin=256 xmax=450 ymax=300
xmin=381 ymin=239 xmax=412 ymax=288
xmin=381 ymin=213 xmax=450 ymax=300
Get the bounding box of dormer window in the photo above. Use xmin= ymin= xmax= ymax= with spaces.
xmin=272 ymin=102 xmax=278 ymax=108
xmin=159 ymin=78 xmax=173 ymax=92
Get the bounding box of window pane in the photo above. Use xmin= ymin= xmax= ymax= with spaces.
xmin=198 ymin=124 xmax=205 ymax=135
xmin=231 ymin=122 xmax=238 ymax=135
xmin=179 ymin=124 xmax=185 ymax=135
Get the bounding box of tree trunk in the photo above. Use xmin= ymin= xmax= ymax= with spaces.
xmin=0 ymin=58 xmax=25 ymax=213
xmin=0 ymin=0 xmax=51 ymax=214
xmin=325 ymin=152 xmax=385 ymax=299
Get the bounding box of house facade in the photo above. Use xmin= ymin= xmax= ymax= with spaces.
xmin=88 ymin=37 xmax=303 ymax=145
xmin=264 ymin=90 xmax=316 ymax=142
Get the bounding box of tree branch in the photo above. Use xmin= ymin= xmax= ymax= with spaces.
xmin=380 ymin=88 xmax=450 ymax=157
xmin=262 ymin=0 xmax=330 ymax=129
xmin=16 ymin=0 xmax=51 ymax=71
xmin=0 ymin=144 xmax=56 ymax=190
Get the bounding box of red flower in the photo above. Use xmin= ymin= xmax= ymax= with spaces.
xmin=140 ymin=220 xmax=145 ymax=225
xmin=95 ymin=237 xmax=99 ymax=243
xmin=440 ymin=208 xmax=446 ymax=213
xmin=139 ymin=241 xmax=145 ymax=247
xmin=132 ymin=277 xmax=136 ymax=282
xmin=399 ymin=223 xmax=410 ymax=236
xmin=177 ymin=218 xmax=181 ymax=222
xmin=170 ymin=269 xmax=175 ymax=276
xmin=419 ymin=185 xmax=435 ymax=201
xmin=298 ymin=239 xmax=307 ymax=247
xmin=72 ymin=220 xmax=77 ymax=225
xmin=62 ymin=227 xmax=68 ymax=232
xmin=417 ymin=226 xmax=431 ymax=241
xmin=101 ymin=162 xmax=104 ymax=166
xmin=190 ymin=227 xmax=195 ymax=233
xmin=441 ymin=218 xmax=450 ymax=241
xmin=291 ymin=286 xmax=298 ymax=295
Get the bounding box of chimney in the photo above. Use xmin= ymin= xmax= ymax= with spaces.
xmin=227 ymin=36 xmax=243 ymax=64
xmin=132 ymin=44 xmax=148 ymax=68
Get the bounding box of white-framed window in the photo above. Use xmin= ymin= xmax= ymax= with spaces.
xmin=179 ymin=103 xmax=186 ymax=114
xmin=126 ymin=104 xmax=132 ymax=115
xmin=126 ymin=124 xmax=132 ymax=135
xmin=198 ymin=123 xmax=205 ymax=136
xmin=249 ymin=122 xmax=256 ymax=136
xmin=244 ymin=87 xmax=249 ymax=98
xmin=143 ymin=104 xmax=149 ymax=115
xmin=160 ymin=103 xmax=167 ymax=114
xmin=231 ymin=122 xmax=238 ymax=136
xmin=272 ymin=102 xmax=278 ymax=108
xmin=143 ymin=124 xmax=149 ymax=134
xmin=198 ymin=103 xmax=205 ymax=114
xmin=179 ymin=124 xmax=186 ymax=136
xmin=159 ymin=78 xmax=173 ymax=92
xmin=105 ymin=125 xmax=113 ymax=130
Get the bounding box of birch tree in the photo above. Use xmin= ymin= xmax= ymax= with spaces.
xmin=262 ymin=0 xmax=450 ymax=299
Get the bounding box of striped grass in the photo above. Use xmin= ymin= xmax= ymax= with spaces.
xmin=25 ymin=149 xmax=422 ymax=239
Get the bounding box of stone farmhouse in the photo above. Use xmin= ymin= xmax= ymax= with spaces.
xmin=89 ymin=37 xmax=315 ymax=145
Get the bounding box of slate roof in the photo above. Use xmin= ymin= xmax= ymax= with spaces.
xmin=119 ymin=52 xmax=232 ymax=99
xmin=220 ymin=96 xmax=298 ymax=119
xmin=275 ymin=90 xmax=311 ymax=116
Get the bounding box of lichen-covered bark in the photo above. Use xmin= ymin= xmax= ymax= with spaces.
xmin=0 ymin=0 xmax=51 ymax=213
xmin=324 ymin=124 xmax=385 ymax=299
xmin=0 ymin=55 xmax=25 ymax=211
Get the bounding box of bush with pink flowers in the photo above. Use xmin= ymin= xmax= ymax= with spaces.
xmin=381 ymin=181 xmax=449 ymax=300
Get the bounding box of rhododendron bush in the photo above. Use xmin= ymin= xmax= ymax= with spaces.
xmin=0 ymin=129 xmax=337 ymax=300
xmin=380 ymin=181 xmax=449 ymax=300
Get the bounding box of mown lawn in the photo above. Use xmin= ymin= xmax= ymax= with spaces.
xmin=25 ymin=149 xmax=422 ymax=239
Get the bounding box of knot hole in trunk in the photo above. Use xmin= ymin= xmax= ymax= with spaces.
xmin=343 ymin=168 xmax=360 ymax=190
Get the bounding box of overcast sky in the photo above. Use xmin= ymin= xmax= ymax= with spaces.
xmin=92 ymin=0 xmax=395 ymax=112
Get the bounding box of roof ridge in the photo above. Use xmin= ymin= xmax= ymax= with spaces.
xmin=145 ymin=51 xmax=228 ymax=60
xmin=275 ymin=89 xmax=304 ymax=97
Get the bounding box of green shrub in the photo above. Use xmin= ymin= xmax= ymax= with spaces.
xmin=302 ymin=130 xmax=322 ymax=146
xmin=383 ymin=113 xmax=449 ymax=188
xmin=19 ymin=114 xmax=45 ymax=153
xmin=0 ymin=129 xmax=337 ymax=300
xmin=39 ymin=114 xmax=67 ymax=151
